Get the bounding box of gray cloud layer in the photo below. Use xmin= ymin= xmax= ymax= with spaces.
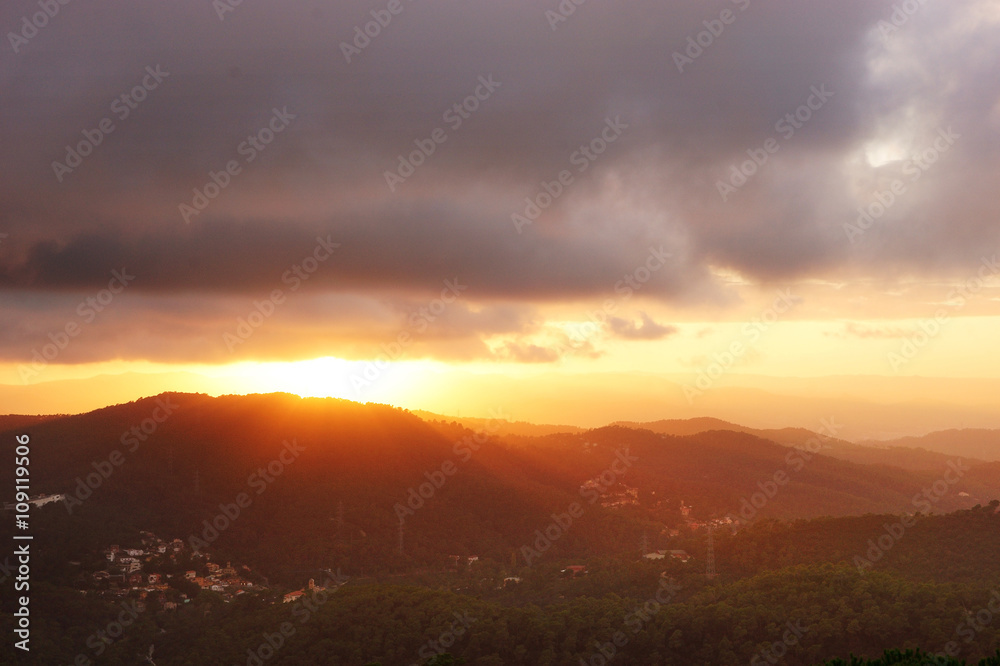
xmin=1 ymin=0 xmax=998 ymax=363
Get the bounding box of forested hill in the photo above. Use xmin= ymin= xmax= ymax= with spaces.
xmin=2 ymin=393 xmax=1000 ymax=665
xmin=3 ymin=392 xmax=999 ymax=581
xmin=3 ymin=562 xmax=999 ymax=665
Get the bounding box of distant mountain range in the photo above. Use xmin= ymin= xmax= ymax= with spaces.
xmin=612 ymin=417 xmax=1000 ymax=467
xmin=8 ymin=370 xmax=1000 ymax=440
xmin=3 ymin=393 xmax=998 ymax=582
xmin=861 ymin=428 xmax=1000 ymax=462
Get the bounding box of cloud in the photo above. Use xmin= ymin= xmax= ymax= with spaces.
xmin=2 ymin=0 xmax=999 ymax=366
xmin=496 ymin=342 xmax=561 ymax=364
xmin=607 ymin=312 xmax=678 ymax=341
xmin=825 ymin=322 xmax=914 ymax=340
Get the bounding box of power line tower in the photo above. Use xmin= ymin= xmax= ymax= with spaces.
xmin=706 ymin=525 xmax=717 ymax=579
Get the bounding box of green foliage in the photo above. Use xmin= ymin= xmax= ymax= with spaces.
xmin=4 ymin=394 xmax=1000 ymax=665
xmin=4 ymin=564 xmax=999 ymax=665
xmin=821 ymin=648 xmax=1000 ymax=665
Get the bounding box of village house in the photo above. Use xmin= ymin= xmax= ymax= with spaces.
xmin=2 ymin=493 xmax=66 ymax=510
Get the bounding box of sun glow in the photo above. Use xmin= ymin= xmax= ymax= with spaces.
xmin=202 ymin=357 xmax=446 ymax=405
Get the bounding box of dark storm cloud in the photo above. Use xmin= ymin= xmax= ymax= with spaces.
xmin=0 ymin=290 xmax=542 ymax=365
xmin=0 ymin=209 xmax=697 ymax=300
xmin=2 ymin=0 xmax=999 ymax=364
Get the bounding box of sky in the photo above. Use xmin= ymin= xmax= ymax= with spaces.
xmin=2 ymin=0 xmax=1000 ymax=433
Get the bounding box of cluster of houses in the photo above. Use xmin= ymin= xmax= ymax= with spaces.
xmin=447 ymin=554 xmax=480 ymax=568
xmin=579 ymin=479 xmax=640 ymax=509
xmin=643 ymin=549 xmax=692 ymax=563
xmin=91 ymin=531 xmax=260 ymax=604
xmin=1 ymin=492 xmax=66 ymax=511
xmin=639 ymin=499 xmax=739 ymax=564
xmin=282 ymin=577 xmax=328 ymax=604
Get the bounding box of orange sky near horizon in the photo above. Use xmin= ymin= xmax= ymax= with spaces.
xmin=4 ymin=1 xmax=1000 ymax=441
